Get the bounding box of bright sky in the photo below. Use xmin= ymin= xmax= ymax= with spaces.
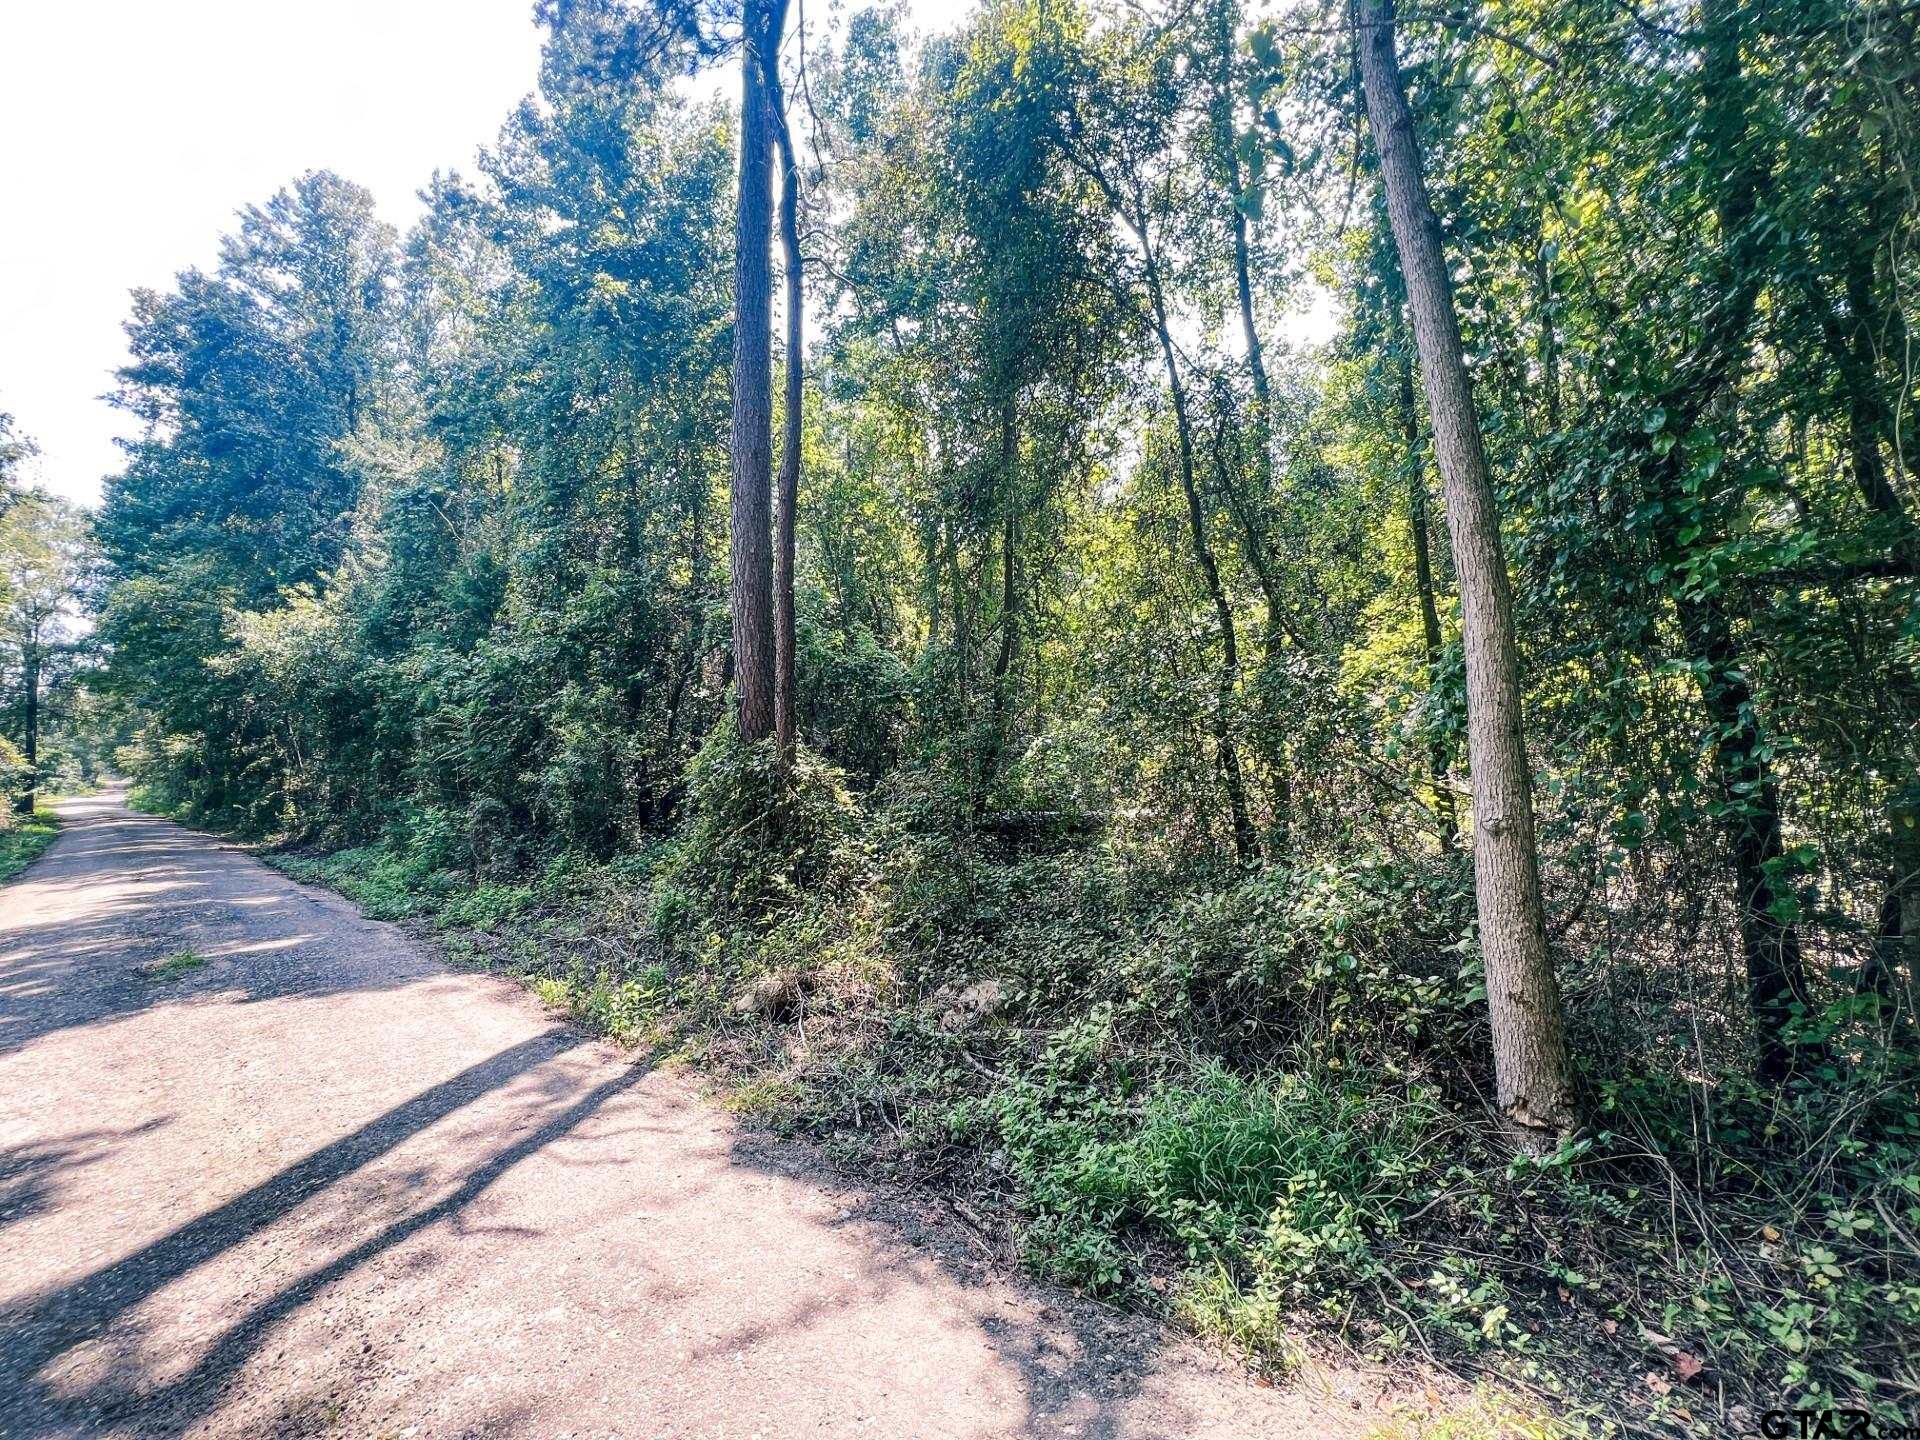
xmin=0 ymin=0 xmax=967 ymax=509
xmin=0 ymin=1 xmax=549 ymax=505
xmin=1 ymin=0 xmax=1324 ymax=512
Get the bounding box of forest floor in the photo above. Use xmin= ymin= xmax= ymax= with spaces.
xmin=0 ymin=789 xmax=1482 ymax=1438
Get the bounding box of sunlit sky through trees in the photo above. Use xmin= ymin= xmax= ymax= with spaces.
xmin=1 ymin=0 xmax=988 ymax=507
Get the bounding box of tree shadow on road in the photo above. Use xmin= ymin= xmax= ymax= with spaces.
xmin=707 ymin=1127 xmax=1311 ymax=1440
xmin=1 ymin=794 xmax=1369 ymax=1438
xmin=0 ymin=1028 xmax=627 ymax=1437
xmin=0 ymin=798 xmax=433 ymax=1060
xmin=0 ymin=1120 xmax=172 ymax=1237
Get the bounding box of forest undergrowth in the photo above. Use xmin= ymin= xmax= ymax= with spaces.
xmin=0 ymin=808 xmax=58 ymax=884
xmin=202 ymin=736 xmax=1920 ymax=1440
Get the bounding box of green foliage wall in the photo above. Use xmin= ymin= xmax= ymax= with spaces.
xmin=94 ymin=0 xmax=1918 ymax=1061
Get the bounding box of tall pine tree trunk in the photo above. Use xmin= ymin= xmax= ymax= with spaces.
xmin=1358 ymin=0 xmax=1575 ymax=1145
xmin=728 ymin=0 xmax=789 ymax=743
xmin=769 ymin=69 xmax=803 ymax=764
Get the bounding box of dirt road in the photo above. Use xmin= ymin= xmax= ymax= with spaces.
xmin=0 ymin=790 xmax=1367 ymax=1438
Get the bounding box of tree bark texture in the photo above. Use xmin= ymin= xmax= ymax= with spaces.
xmin=728 ymin=0 xmax=789 ymax=743
xmin=1358 ymin=0 xmax=1575 ymax=1142
xmin=16 ymin=645 xmax=37 ymax=815
xmin=770 ymin=65 xmax=803 ymax=763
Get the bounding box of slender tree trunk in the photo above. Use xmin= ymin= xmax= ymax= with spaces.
xmin=1233 ymin=211 xmax=1269 ymax=419
xmin=16 ymin=644 xmax=38 ymax=816
xmin=1889 ymin=786 xmax=1920 ymax=1012
xmin=728 ymin=0 xmax=789 ymax=743
xmin=986 ymin=398 xmax=1020 ymax=793
xmin=1532 ymin=237 xmax=1561 ymax=433
xmin=1817 ymin=252 xmax=1920 ymax=1009
xmin=1063 ymin=119 xmax=1257 ymax=861
xmin=664 ymin=484 xmax=707 ymax=758
xmin=1862 ymin=841 xmax=1919 ymax=1042
xmin=1809 ymin=274 xmax=1920 ymax=1002
xmin=1209 ymin=61 xmax=1293 ymax=850
xmin=1866 ymin=782 xmax=1920 ymax=1041
xmin=1213 ymin=416 xmax=1290 ymax=652
xmin=1399 ymin=342 xmax=1459 ymax=849
xmin=1205 ymin=398 xmax=1294 ymax=852
xmin=1843 ymin=241 xmax=1918 ymax=485
xmin=769 ymin=72 xmax=803 ymax=764
xmin=1209 ymin=27 xmax=1280 ymax=644
xmin=1806 ymin=269 xmax=1917 ymax=571
xmin=1826 ymin=91 xmax=1920 ymax=1035
xmin=1675 ymin=593 xmax=1824 ymax=1081
xmin=1358 ymin=0 xmax=1574 ymax=1144
xmin=1647 ymin=0 xmax=1828 ymax=1082
xmin=1203 ymin=0 xmax=1269 ymax=421
xmin=1142 ymin=240 xmax=1256 ymax=864
xmin=1227 ymin=191 xmax=1289 ymax=658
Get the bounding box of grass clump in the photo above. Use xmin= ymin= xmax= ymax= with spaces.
xmin=933 ymin=1038 xmax=1540 ymax=1372
xmin=1365 ymin=1388 xmax=1578 ymax=1440
xmin=140 ymin=948 xmax=208 ymax=980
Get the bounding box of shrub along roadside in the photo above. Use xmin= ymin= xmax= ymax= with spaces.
xmin=189 ymin=749 xmax=1916 ymax=1440
xmin=0 ymin=803 xmax=59 ymax=883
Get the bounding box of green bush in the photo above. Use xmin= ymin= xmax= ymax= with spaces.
xmin=655 ymin=723 xmax=862 ymax=925
xmin=0 ymin=734 xmax=26 ymax=825
xmin=0 ymin=803 xmax=58 ymax=882
xmin=953 ymin=1051 xmax=1447 ymax=1303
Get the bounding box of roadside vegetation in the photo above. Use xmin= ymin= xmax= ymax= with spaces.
xmin=1 ymin=411 xmax=105 ymax=821
xmin=249 ymin=739 xmax=1919 ymax=1438
xmin=0 ymin=791 xmax=58 ymax=883
xmin=0 ymin=732 xmax=60 ymax=882
xmin=54 ymin=0 xmax=1920 ymax=1432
